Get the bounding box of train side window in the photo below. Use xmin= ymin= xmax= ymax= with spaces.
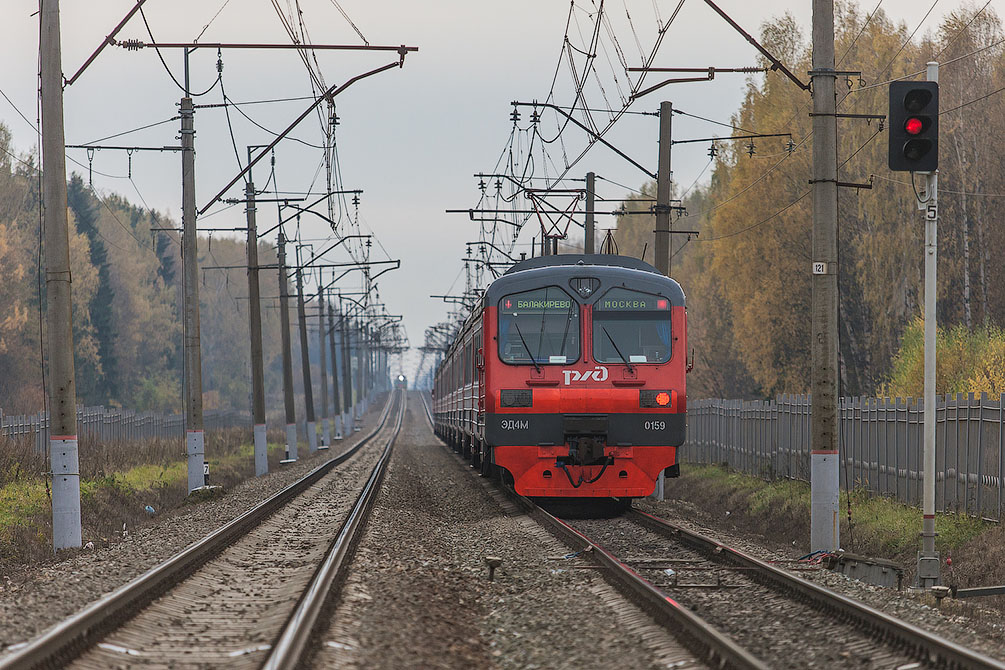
xmin=592 ymin=287 xmax=672 ymax=364
xmin=464 ymin=340 xmax=472 ymax=385
xmin=498 ymin=286 xmax=580 ymax=365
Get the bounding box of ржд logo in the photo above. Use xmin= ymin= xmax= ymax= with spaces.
xmin=562 ymin=366 xmax=609 ymax=385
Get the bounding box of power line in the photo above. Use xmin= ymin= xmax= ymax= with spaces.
xmin=0 ymin=84 xmax=41 ymax=131
xmin=674 ymin=107 xmax=754 ymax=133
xmin=934 ymin=0 xmax=992 ymax=59
xmin=874 ymin=0 xmax=940 ymax=83
xmin=79 ymin=117 xmax=179 ymax=145
xmin=940 ymin=83 xmax=1005 ymax=115
xmin=194 ymin=0 xmax=235 ymax=42
xmin=697 ymin=190 xmax=809 ymax=242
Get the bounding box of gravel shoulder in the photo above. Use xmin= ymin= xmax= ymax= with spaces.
xmin=311 ymin=393 xmax=701 ymax=670
xmin=0 ymin=399 xmax=387 ymax=658
xmin=637 ymin=494 xmax=1005 ymax=663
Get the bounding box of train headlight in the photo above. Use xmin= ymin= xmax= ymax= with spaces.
xmin=640 ymin=390 xmax=675 ymax=408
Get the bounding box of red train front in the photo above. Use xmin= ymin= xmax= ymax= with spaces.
xmin=433 ymin=254 xmax=686 ymax=502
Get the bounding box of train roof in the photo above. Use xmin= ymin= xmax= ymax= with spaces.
xmin=503 ymin=253 xmax=660 ymax=275
xmin=486 ymin=253 xmax=684 ymax=306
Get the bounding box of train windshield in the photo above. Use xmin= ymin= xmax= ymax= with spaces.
xmin=592 ymin=287 xmax=672 ymax=364
xmin=498 ymin=287 xmax=580 ymax=365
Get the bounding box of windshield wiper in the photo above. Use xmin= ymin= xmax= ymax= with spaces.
xmin=557 ymin=299 xmax=575 ymax=361
xmin=602 ymin=325 xmax=634 ymax=373
xmin=514 ymin=322 xmax=542 ymax=372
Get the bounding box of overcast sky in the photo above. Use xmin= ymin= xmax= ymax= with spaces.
xmin=1 ymin=0 xmax=990 ymax=381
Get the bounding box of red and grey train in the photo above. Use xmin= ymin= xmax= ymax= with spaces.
xmin=432 ymin=254 xmax=687 ymax=503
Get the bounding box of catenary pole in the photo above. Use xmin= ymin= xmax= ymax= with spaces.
xmin=585 ymin=171 xmax=596 ymax=254
xmin=41 ymin=0 xmax=81 ymax=550
xmin=810 ymin=0 xmax=840 ymax=552
xmin=181 ymin=49 xmax=206 ymax=494
xmin=318 ymin=292 xmax=330 ymax=448
xmin=353 ymin=319 xmax=363 ymax=423
xmin=327 ymin=299 xmax=343 ymax=439
xmin=277 ymin=230 xmax=298 ymax=461
xmin=341 ymin=308 xmax=354 ymax=430
xmin=295 ymin=262 xmax=317 ymax=453
xmin=651 ymin=100 xmax=673 ymax=502
xmin=654 ymin=101 xmax=672 ymax=277
xmin=919 ymin=62 xmax=940 ymax=586
xmin=245 ymin=172 xmax=268 ymax=476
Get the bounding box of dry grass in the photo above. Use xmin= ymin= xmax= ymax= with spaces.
xmin=667 ymin=464 xmax=995 ymax=585
xmin=0 ymin=427 xmax=292 ymax=571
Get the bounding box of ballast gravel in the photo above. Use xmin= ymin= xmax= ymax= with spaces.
xmin=572 ymin=516 xmax=919 ymax=669
xmin=636 ymin=497 xmax=1005 ymax=664
xmin=69 ymin=401 xmax=400 ymax=670
xmin=311 ymin=394 xmax=701 ymax=670
xmin=0 ymin=400 xmax=387 ymax=658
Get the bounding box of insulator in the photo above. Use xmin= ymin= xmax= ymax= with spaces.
xmin=747 ymin=140 xmax=756 ymax=158
xmin=708 ymin=142 xmax=717 ymax=158
xmin=123 ymin=39 xmax=144 ymax=51
xmin=510 ymin=108 xmax=520 ymax=123
xmin=478 ymin=179 xmax=486 ymax=192
xmin=785 ymin=139 xmax=796 ymax=154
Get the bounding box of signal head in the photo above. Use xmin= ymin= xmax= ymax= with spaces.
xmin=888 ymin=81 xmax=938 ymax=172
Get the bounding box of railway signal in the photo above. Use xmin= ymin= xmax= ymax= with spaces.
xmin=888 ymin=81 xmax=939 ymax=172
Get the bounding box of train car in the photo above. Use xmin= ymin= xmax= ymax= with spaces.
xmin=394 ymin=374 xmax=408 ymax=389
xmin=432 ymin=254 xmax=687 ymax=504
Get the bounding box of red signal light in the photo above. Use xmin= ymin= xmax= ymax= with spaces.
xmin=504 ymin=299 xmax=512 ymax=309
xmin=657 ymin=299 xmax=668 ymax=310
xmin=655 ymin=392 xmax=671 ymax=406
xmin=905 ymin=117 xmax=923 ymax=135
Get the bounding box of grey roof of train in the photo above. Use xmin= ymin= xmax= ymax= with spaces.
xmin=486 ymin=253 xmax=685 ymax=306
xmin=503 ymin=253 xmax=661 ymax=275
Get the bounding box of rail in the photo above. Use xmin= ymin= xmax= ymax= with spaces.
xmin=263 ymin=389 xmax=406 ymax=669
xmin=0 ymin=392 xmax=396 ymax=670
xmin=629 ymin=509 xmax=1005 ymax=670
xmin=419 ymin=394 xmax=764 ymax=669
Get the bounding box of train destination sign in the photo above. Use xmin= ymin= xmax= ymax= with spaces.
xmin=595 ymin=290 xmax=668 ymax=311
xmin=501 ymin=297 xmax=572 ymax=312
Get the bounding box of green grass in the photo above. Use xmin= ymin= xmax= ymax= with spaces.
xmin=0 ymin=480 xmax=49 ymax=531
xmin=0 ymin=441 xmax=287 ymax=539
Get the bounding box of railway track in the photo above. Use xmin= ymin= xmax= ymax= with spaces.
xmin=1 ymin=390 xmax=405 ymax=670
xmin=422 ymin=392 xmax=1005 ymax=670
xmin=558 ymin=512 xmax=1005 ymax=669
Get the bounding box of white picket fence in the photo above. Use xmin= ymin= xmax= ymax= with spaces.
xmin=686 ymin=393 xmax=1005 ymax=521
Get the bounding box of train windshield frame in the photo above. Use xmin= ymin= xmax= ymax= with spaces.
xmin=592 ymin=287 xmax=672 ymax=364
xmin=497 ymin=286 xmax=580 ymax=365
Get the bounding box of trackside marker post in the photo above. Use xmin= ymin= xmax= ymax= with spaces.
xmin=917 ymin=62 xmax=941 ymax=588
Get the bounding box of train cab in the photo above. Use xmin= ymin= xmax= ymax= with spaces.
xmin=434 ymin=254 xmax=687 ymax=500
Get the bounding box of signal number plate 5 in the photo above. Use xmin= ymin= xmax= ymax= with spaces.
xmin=644 ymin=420 xmax=667 ymax=431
